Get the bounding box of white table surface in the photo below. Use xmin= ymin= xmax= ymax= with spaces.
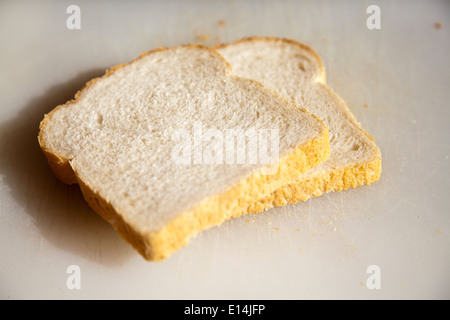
xmin=1 ymin=0 xmax=449 ymax=299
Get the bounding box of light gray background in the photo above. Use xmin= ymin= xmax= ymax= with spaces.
xmin=1 ymin=0 xmax=449 ymax=299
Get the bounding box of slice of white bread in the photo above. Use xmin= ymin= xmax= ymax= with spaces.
xmin=215 ymin=37 xmax=381 ymax=213
xmin=38 ymin=45 xmax=330 ymax=261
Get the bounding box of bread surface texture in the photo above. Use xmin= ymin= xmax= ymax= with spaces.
xmin=38 ymin=44 xmax=330 ymax=261
xmin=215 ymin=37 xmax=382 ymax=213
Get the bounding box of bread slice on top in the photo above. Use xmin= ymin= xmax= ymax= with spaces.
xmin=215 ymin=37 xmax=381 ymax=213
xmin=38 ymin=45 xmax=330 ymax=261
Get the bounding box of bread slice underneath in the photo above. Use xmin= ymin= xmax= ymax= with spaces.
xmin=215 ymin=37 xmax=381 ymax=213
xmin=38 ymin=45 xmax=330 ymax=261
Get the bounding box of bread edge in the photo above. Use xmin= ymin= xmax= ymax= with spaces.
xmin=247 ymin=152 xmax=382 ymax=213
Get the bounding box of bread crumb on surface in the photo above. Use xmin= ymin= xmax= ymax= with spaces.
xmin=364 ymin=104 xmax=369 ymax=108
xmin=300 ymin=248 xmax=304 ymax=254
xmin=437 ymin=229 xmax=441 ymax=234
xmin=434 ymin=22 xmax=442 ymax=30
xmin=217 ymin=20 xmax=226 ymax=27
xmin=274 ymin=227 xmax=280 ymax=231
xmin=195 ymin=34 xmax=210 ymax=42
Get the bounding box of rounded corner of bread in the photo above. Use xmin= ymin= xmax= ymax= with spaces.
xmin=215 ymin=36 xmax=326 ymax=83
xmin=39 ymin=126 xmax=75 ymax=186
xmin=42 ymin=150 xmax=77 ymax=185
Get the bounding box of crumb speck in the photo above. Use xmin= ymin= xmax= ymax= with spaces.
xmin=364 ymin=104 xmax=369 ymax=108
xmin=196 ymin=34 xmax=210 ymax=42
xmin=246 ymin=219 xmax=250 ymax=223
xmin=217 ymin=20 xmax=226 ymax=27
xmin=274 ymin=227 xmax=280 ymax=231
xmin=360 ymin=282 xmax=365 ymax=287
xmin=313 ymin=233 xmax=317 ymax=237
xmin=300 ymin=248 xmax=304 ymax=254
xmin=434 ymin=22 xmax=442 ymax=30
xmin=437 ymin=229 xmax=441 ymax=234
